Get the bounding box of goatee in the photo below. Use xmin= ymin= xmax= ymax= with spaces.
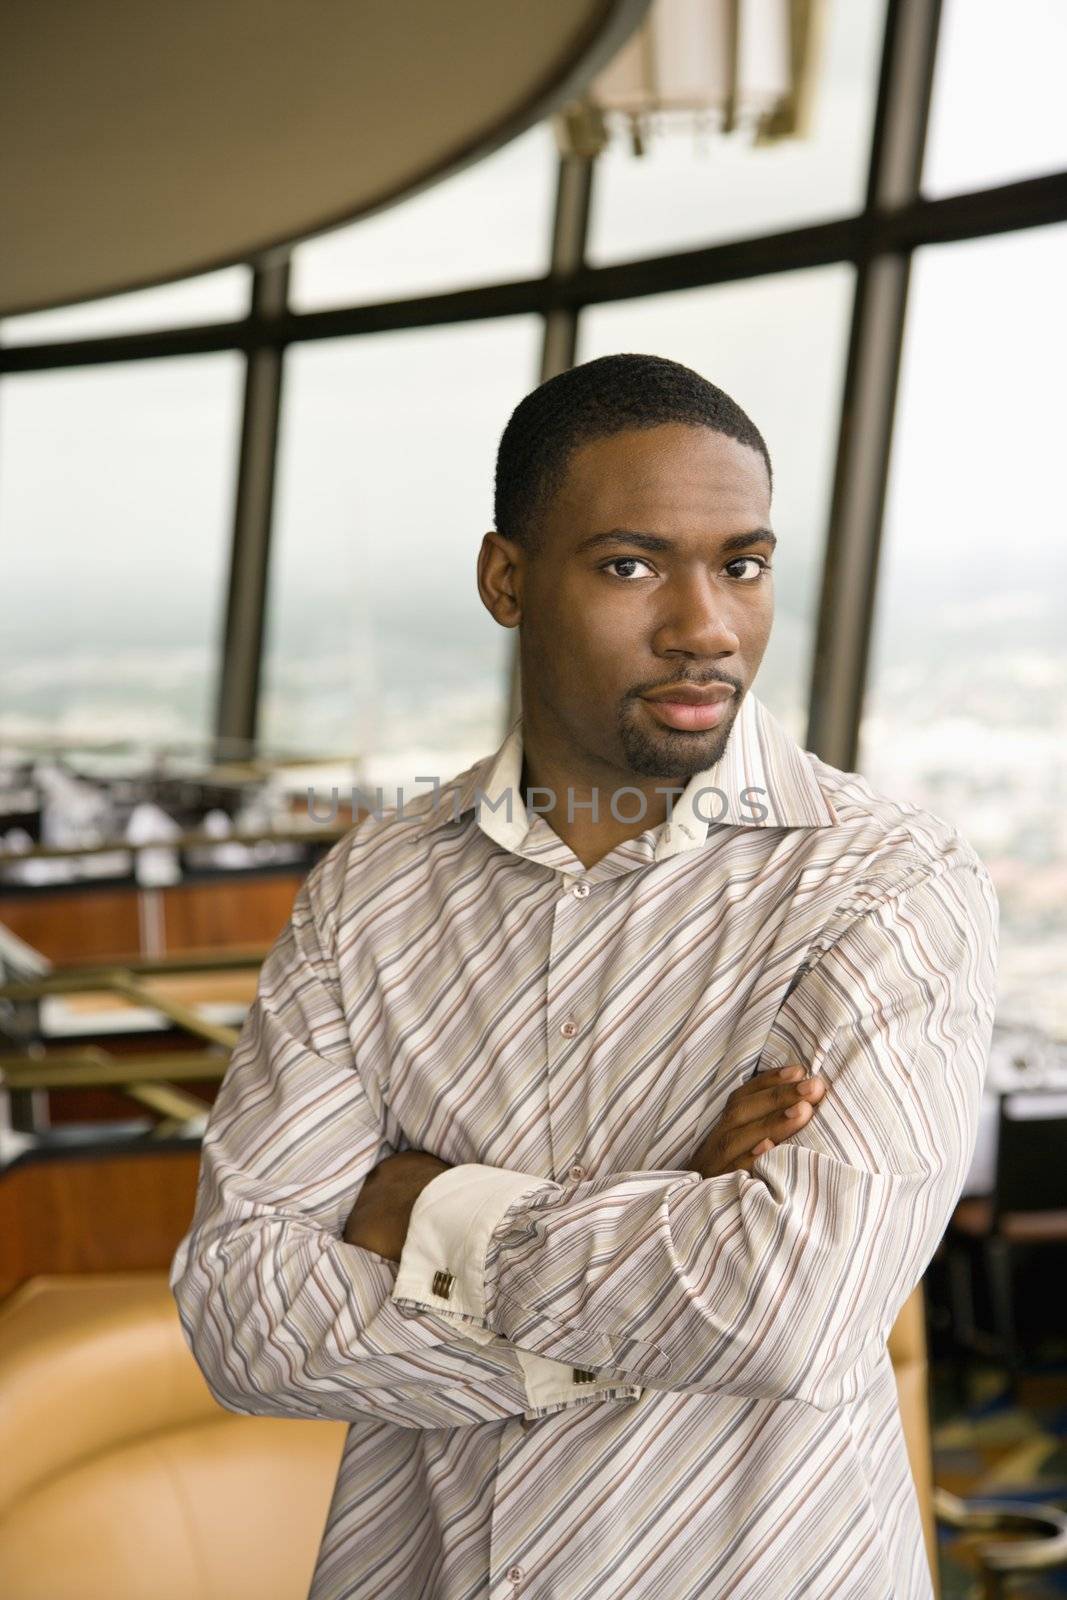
xmin=616 ymin=702 xmax=738 ymax=780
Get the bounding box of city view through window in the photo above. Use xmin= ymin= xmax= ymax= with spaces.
xmin=1 ymin=0 xmax=1064 ymax=1042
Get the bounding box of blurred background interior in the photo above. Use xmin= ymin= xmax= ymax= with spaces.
xmin=0 ymin=1 xmax=1065 ymax=1595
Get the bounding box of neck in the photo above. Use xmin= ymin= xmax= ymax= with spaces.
xmin=518 ymin=702 xmax=682 ymax=871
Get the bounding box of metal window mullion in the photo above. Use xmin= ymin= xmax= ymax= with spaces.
xmin=214 ymin=253 xmax=290 ymax=756
xmin=506 ymin=147 xmax=597 ymax=731
xmin=805 ymin=0 xmax=943 ymax=771
xmin=541 ymin=147 xmax=597 ymax=380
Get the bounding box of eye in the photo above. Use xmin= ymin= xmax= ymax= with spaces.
xmin=724 ymin=556 xmax=771 ymax=583
xmin=602 ymin=556 xmax=657 ymax=580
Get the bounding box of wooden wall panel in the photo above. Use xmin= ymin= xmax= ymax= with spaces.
xmin=0 ymin=889 xmax=142 ymax=964
xmin=0 ymin=1148 xmax=203 ymax=1301
xmin=161 ymin=875 xmax=303 ymax=953
xmin=0 ymin=872 xmax=305 ymax=966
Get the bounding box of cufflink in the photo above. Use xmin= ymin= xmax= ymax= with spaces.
xmin=572 ymin=1367 xmax=597 ymax=1384
xmin=432 ymin=1269 xmax=455 ymax=1300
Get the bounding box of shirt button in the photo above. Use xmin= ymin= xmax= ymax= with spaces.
xmin=572 ymin=881 xmax=590 ymax=898
xmin=568 ymin=1163 xmax=587 ymax=1180
xmin=559 ymin=1020 xmax=578 ymax=1038
xmin=507 ymin=1567 xmax=524 ymax=1584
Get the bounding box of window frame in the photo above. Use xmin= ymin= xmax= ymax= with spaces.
xmin=0 ymin=0 xmax=1064 ymax=767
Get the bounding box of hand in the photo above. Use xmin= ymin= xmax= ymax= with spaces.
xmin=689 ymin=1065 xmax=825 ymax=1179
xmin=342 ymin=1150 xmax=453 ymax=1263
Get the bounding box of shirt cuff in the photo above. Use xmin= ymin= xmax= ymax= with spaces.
xmin=391 ymin=1161 xmax=558 ymax=1327
xmin=391 ymin=1161 xmax=644 ymax=1415
xmin=513 ymin=1346 xmax=642 ymax=1411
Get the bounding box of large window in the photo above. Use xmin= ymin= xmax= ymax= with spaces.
xmin=0 ymin=355 xmax=243 ymax=747
xmin=290 ymin=123 xmax=556 ymax=310
xmin=260 ymin=316 xmax=542 ymax=783
xmin=581 ymin=265 xmax=853 ymax=739
xmin=1 ymin=1 xmax=1065 ymax=1040
xmin=861 ymin=223 xmax=1067 ymax=1036
xmin=922 ymin=0 xmax=1067 ymax=198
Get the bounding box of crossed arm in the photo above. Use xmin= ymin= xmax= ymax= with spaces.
xmin=340 ymin=1069 xmax=826 ymax=1263
xmin=169 ymin=875 xmax=548 ymax=1430
xmin=389 ymin=856 xmax=998 ymax=1412
xmin=170 ymin=852 xmax=997 ymax=1428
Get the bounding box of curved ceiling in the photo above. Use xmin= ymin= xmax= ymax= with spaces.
xmin=0 ymin=0 xmax=650 ymax=316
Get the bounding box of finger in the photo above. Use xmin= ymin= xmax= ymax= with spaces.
xmin=721 ymin=1074 xmax=824 ymax=1134
xmin=729 ymin=1139 xmax=771 ymax=1177
xmin=724 ymin=1065 xmax=807 ymax=1104
xmin=715 ymin=1098 xmax=821 ymax=1171
xmin=731 ymin=1138 xmax=774 ymax=1175
xmin=720 ymin=1066 xmax=802 ymax=1120
xmin=726 ymin=1065 xmax=803 ymax=1101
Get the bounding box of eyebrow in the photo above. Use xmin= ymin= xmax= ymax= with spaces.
xmin=573 ymin=526 xmax=777 ymax=556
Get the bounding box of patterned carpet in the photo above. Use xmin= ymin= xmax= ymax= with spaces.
xmin=931 ymin=1349 xmax=1067 ymax=1598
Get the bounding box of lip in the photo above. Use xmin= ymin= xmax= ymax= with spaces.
xmin=640 ymin=684 xmax=735 ymax=732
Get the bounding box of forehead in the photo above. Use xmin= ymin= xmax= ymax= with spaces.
xmin=548 ymin=422 xmax=771 ymax=542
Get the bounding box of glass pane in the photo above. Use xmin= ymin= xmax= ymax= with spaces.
xmin=862 ymin=224 xmax=1067 ymax=1037
xmin=0 ymin=268 xmax=250 ymax=346
xmin=261 ymin=316 xmax=542 ymax=783
xmin=924 ymin=0 xmax=1067 ymax=198
xmin=587 ymin=0 xmax=885 ymax=266
xmin=0 ymin=355 xmax=243 ymax=747
xmin=580 ymin=265 xmax=854 ymax=740
xmin=291 ymin=124 xmax=556 ymax=311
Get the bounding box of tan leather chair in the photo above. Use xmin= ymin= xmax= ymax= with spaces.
xmin=0 ymin=1273 xmax=938 ymax=1599
xmin=0 ymin=1274 xmax=347 ymax=1600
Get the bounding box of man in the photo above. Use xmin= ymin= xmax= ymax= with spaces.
xmin=171 ymin=353 xmax=998 ymax=1599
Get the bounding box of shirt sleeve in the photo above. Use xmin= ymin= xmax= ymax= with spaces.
xmin=169 ymin=853 xmax=608 ymax=1430
xmin=391 ymin=856 xmax=999 ymax=1413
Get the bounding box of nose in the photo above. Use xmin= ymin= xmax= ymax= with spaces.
xmin=651 ymin=568 xmax=741 ymax=660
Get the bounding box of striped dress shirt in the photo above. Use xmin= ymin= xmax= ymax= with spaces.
xmin=170 ymin=689 xmax=999 ymax=1600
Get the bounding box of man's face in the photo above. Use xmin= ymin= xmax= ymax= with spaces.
xmin=516 ymin=422 xmax=775 ymax=782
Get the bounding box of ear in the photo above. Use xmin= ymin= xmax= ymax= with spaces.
xmin=476 ymin=530 xmax=524 ymax=628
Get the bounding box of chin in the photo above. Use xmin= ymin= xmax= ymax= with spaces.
xmin=617 ymin=703 xmax=739 ymax=781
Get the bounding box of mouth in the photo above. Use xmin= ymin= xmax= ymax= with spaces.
xmin=639 ymin=684 xmax=736 ymax=733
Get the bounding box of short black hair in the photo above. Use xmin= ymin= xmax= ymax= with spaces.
xmin=493 ymin=352 xmax=773 ymax=555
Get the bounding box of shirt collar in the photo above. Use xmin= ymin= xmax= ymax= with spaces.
xmin=429 ymin=690 xmax=836 ymax=867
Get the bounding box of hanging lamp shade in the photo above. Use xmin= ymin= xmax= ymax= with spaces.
xmin=553 ymin=0 xmax=825 ymax=157
xmin=0 ymin=0 xmax=651 ymax=317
